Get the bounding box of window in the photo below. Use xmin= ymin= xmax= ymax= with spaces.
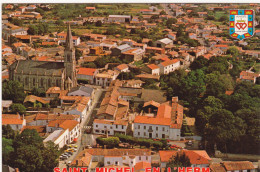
xmin=144 ymin=126 xmax=146 ymax=129
xmin=96 ymin=125 xmax=98 ymax=128
xmin=139 ymin=157 xmax=141 ymax=160
xmin=156 ymin=133 xmax=158 ymax=137
xmin=146 ymin=157 xmax=148 ymax=160
xmin=162 ymin=127 xmax=165 ymax=131
xmin=40 ymin=78 xmax=44 ymax=86
xmin=115 ymin=161 xmax=118 ymax=165
xmin=116 ymin=125 xmax=118 ymax=129
xmin=144 ymin=132 xmax=146 ymax=136
xmin=156 ymin=127 xmax=158 ymax=130
xmin=138 ymin=132 xmax=140 ymax=136
xmin=138 ymin=125 xmax=140 ymax=129
xmin=107 ymin=161 xmax=110 ymax=165
xmin=104 ymin=126 xmax=107 ymax=129
xmin=122 ymin=125 xmax=124 ymax=129
xmin=95 ymin=130 xmax=99 ymax=133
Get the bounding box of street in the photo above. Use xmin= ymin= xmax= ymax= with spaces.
xmin=59 ymin=88 xmax=104 ymax=169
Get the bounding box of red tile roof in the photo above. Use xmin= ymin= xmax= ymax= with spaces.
xmin=135 ymin=161 xmax=151 ymax=171
xmin=134 ymin=116 xmax=171 ymax=126
xmin=157 ymin=104 xmax=172 ymax=118
xmin=116 ymin=64 xmax=128 ymax=70
xmin=159 ymin=150 xmax=210 ymax=165
xmin=78 ymin=68 xmax=97 ymax=76
xmin=160 ymin=59 xmax=180 ymax=67
xmin=147 ymin=64 xmax=159 ymax=70
xmin=223 ymin=161 xmax=255 ymax=171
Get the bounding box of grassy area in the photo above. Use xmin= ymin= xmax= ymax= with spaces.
xmin=214 ymin=11 xmax=227 ymax=20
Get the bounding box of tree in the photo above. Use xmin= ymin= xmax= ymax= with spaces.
xmin=205 ymin=109 xmax=245 ymax=153
xmin=95 ymin=20 xmax=102 ymax=27
xmin=190 ymin=56 xmax=208 ymax=70
xmin=41 ymin=141 xmax=59 ymax=171
xmin=56 ymin=20 xmax=64 ymax=26
xmin=117 ymin=72 xmax=135 ymax=80
xmin=2 ymin=81 xmax=25 ymax=103
xmin=75 ymin=48 xmax=82 ymax=61
xmin=27 ymin=25 xmax=39 ymax=35
xmin=83 ymin=62 xmax=97 ymax=68
xmin=205 ymin=72 xmax=226 ymax=97
xmin=227 ymin=46 xmax=239 ymax=56
xmin=166 ymin=153 xmax=191 ymax=172
xmin=166 ymin=18 xmax=177 ymax=28
xmin=10 ymin=103 xmax=26 ymax=114
xmin=2 ymin=125 xmax=16 ymax=139
xmin=31 ymin=87 xmax=45 ymax=97
xmin=9 ymin=35 xmax=17 ymax=45
xmin=3 ymin=137 xmax=14 ymax=164
xmin=160 ymin=10 xmax=167 ymax=15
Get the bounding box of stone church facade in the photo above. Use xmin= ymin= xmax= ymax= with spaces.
xmin=9 ymin=24 xmax=77 ymax=91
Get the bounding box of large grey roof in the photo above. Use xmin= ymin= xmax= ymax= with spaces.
xmin=12 ymin=60 xmax=65 ymax=76
xmin=69 ymin=85 xmax=94 ymax=94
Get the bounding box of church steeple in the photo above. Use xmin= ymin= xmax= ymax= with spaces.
xmin=64 ymin=23 xmax=77 ymax=90
xmin=65 ymin=23 xmax=73 ymax=50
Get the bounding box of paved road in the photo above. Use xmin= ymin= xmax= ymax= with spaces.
xmin=59 ymin=88 xmax=104 ymax=169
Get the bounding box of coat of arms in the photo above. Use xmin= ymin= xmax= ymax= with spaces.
xmin=230 ymin=10 xmax=254 ymax=40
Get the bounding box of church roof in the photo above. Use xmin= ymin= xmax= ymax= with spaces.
xmin=66 ymin=24 xmax=74 ymax=50
xmin=11 ymin=60 xmax=65 ymax=76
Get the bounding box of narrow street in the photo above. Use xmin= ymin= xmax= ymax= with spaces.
xmin=59 ymin=88 xmax=104 ymax=169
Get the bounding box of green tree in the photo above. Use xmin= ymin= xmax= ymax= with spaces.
xmin=9 ymin=35 xmax=17 ymax=45
xmin=41 ymin=141 xmax=59 ymax=171
xmin=166 ymin=153 xmax=191 ymax=172
xmin=160 ymin=10 xmax=167 ymax=15
xmin=28 ymin=25 xmax=39 ymax=35
xmin=2 ymin=125 xmax=16 ymax=139
xmin=205 ymin=72 xmax=226 ymax=97
xmin=10 ymin=103 xmax=26 ymax=114
xmin=31 ymin=87 xmax=45 ymax=97
xmin=227 ymin=46 xmax=239 ymax=56
xmin=75 ymin=48 xmax=82 ymax=61
xmin=2 ymin=81 xmax=25 ymax=103
xmin=205 ymin=109 xmax=245 ymax=153
xmin=190 ymin=56 xmax=208 ymax=70
xmin=95 ymin=20 xmax=102 ymax=27
xmin=2 ymin=137 xmax=14 ymax=164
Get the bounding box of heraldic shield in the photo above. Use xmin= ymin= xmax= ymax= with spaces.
xmin=230 ymin=10 xmax=254 ymax=40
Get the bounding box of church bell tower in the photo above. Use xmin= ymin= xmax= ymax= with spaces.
xmin=64 ymin=24 xmax=77 ymax=90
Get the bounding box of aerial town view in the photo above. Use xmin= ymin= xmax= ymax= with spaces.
xmin=1 ymin=3 xmax=260 ymax=172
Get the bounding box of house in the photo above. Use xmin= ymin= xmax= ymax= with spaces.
xmin=108 ymin=15 xmax=131 ymax=23
xmin=43 ymin=129 xmax=69 ymax=148
xmin=221 ymin=161 xmax=256 ymax=172
xmin=95 ymin=70 xmax=119 ymax=87
xmin=57 ymin=32 xmax=81 ymax=46
xmin=18 ymin=6 xmax=26 ymax=13
xmin=2 ymin=114 xmax=26 ymax=131
xmin=85 ymin=7 xmax=96 ymax=11
xmin=133 ymin=97 xmax=183 ymax=140
xmin=115 ymin=64 xmax=129 ymax=72
xmin=2 ymin=23 xmax=28 ymax=40
xmin=2 ymin=100 xmax=13 ymax=112
xmin=140 ymin=9 xmax=153 ymax=14
xmin=61 ymin=96 xmax=91 ymax=121
xmin=77 ymin=68 xmax=98 ymax=84
xmin=159 ymin=150 xmax=211 ymax=168
xmin=189 ymin=33 xmax=197 ymax=39
xmin=68 ymin=86 xmax=94 ymax=98
xmin=135 ymin=161 xmax=151 ymax=172
xmin=111 ymin=44 xmax=132 ymax=56
xmin=142 ymin=64 xmax=160 ymax=75
xmin=93 ymin=119 xmax=128 ymax=135
xmin=5 ymin=4 xmax=14 ymax=10
xmin=155 ymin=38 xmax=173 ymax=48
xmin=46 ymin=119 xmax=80 ymax=143
xmin=167 ymin=33 xmax=176 ymax=41
xmin=23 ymin=95 xmax=50 ymax=107
xmin=197 ymin=12 xmax=208 ymax=17
xmin=145 ymin=47 xmax=165 ymax=54
xmin=70 ymin=149 xmax=151 ymax=170
xmin=46 ymin=87 xmax=68 ymax=98
xmin=26 ymin=5 xmax=37 ymax=11
xmin=255 ymin=30 xmax=260 ymax=36
xmin=158 ymin=59 xmax=181 ymax=75
xmin=122 ymin=80 xmax=144 ymax=88
xmin=239 ymin=71 xmax=260 ymax=84
xmin=122 ymin=48 xmax=145 ymax=62
xmin=25 ymin=113 xmax=80 ymax=126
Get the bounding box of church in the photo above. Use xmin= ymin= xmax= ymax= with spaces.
xmin=9 ymin=24 xmax=77 ymax=91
